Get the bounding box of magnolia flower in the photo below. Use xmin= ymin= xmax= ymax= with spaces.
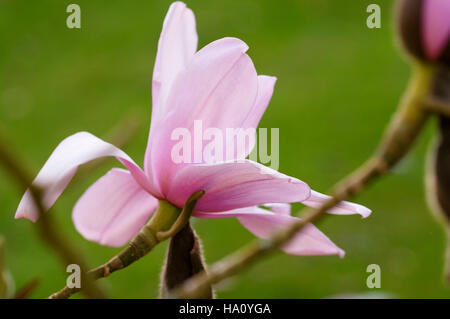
xmin=15 ymin=2 xmax=370 ymax=257
xmin=397 ymin=0 xmax=450 ymax=64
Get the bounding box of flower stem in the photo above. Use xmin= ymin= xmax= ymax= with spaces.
xmin=49 ymin=191 xmax=204 ymax=299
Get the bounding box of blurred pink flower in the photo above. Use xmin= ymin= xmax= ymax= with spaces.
xmin=397 ymin=0 xmax=450 ymax=63
xmin=15 ymin=2 xmax=371 ymax=257
xmin=422 ymin=0 xmax=450 ymax=60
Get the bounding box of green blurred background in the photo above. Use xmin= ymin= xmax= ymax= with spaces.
xmin=0 ymin=0 xmax=448 ymax=298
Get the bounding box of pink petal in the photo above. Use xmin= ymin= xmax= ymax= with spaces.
xmin=263 ymin=203 xmax=291 ymax=215
xmin=302 ymin=190 xmax=371 ymax=218
xmin=145 ymin=2 xmax=197 ymax=193
xmin=15 ymin=132 xmax=155 ymax=222
xmin=243 ymin=75 xmax=277 ymax=131
xmin=151 ymin=1 xmax=198 ymax=121
xmin=233 ymin=75 xmax=277 ymax=159
xmin=167 ymin=159 xmax=310 ymax=212
xmin=147 ymin=37 xmax=258 ymax=195
xmin=196 ymin=208 xmax=344 ymax=257
xmin=422 ymin=0 xmax=450 ymax=59
xmin=73 ymin=168 xmax=158 ymax=247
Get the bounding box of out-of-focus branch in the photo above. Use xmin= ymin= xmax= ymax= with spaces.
xmin=0 ymin=134 xmax=105 ymax=299
xmin=14 ymin=279 xmax=40 ymax=299
xmin=425 ymin=97 xmax=450 ymax=117
xmin=105 ymin=112 xmax=141 ymax=149
xmin=0 ymin=236 xmax=14 ymax=298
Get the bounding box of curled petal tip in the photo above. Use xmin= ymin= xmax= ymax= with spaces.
xmin=15 ymin=190 xmax=40 ymax=222
xmin=348 ymin=201 xmax=372 ymax=219
xmin=14 ymin=210 xmax=34 ymax=222
xmin=359 ymin=207 xmax=372 ymax=219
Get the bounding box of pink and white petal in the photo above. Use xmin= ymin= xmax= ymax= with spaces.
xmin=145 ymin=2 xmax=198 ymax=192
xmin=15 ymin=132 xmax=156 ymax=222
xmin=73 ymin=168 xmax=158 ymax=247
xmin=243 ymin=75 xmax=277 ymax=130
xmin=422 ymin=0 xmax=450 ymax=60
xmin=148 ymin=38 xmax=258 ymax=194
xmin=168 ymin=159 xmax=310 ymax=212
xmin=195 ymin=208 xmax=344 ymax=257
xmin=302 ymin=190 xmax=371 ymax=218
xmin=263 ymin=203 xmax=291 ymax=216
xmin=232 ymin=75 xmax=277 ymax=159
xmin=151 ymin=1 xmax=198 ymax=120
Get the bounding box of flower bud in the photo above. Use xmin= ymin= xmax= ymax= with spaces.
xmin=396 ymin=0 xmax=450 ymax=65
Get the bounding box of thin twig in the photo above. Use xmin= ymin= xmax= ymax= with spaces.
xmin=14 ymin=278 xmax=40 ymax=299
xmin=0 ymin=134 xmax=106 ymax=299
xmin=424 ymin=97 xmax=450 ymax=118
